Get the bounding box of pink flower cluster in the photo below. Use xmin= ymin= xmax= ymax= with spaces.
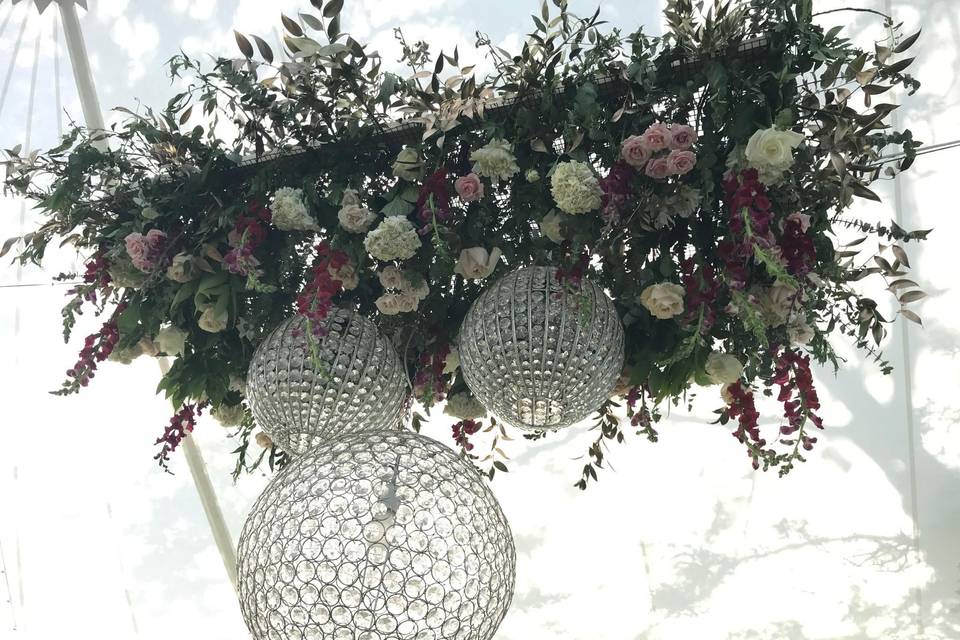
xmin=59 ymin=303 xmax=126 ymax=395
xmin=773 ymin=348 xmax=823 ymax=440
xmin=296 ymin=241 xmax=348 ymax=337
xmin=124 ymin=229 xmax=168 ymax=272
xmin=620 ymin=122 xmax=698 ymax=180
xmin=225 ymin=201 xmax=271 ymax=277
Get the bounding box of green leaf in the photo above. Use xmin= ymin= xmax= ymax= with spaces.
xmin=895 ymin=29 xmax=921 ymax=53
xmin=234 ymin=31 xmax=254 ymax=58
xmin=118 ymin=303 xmax=141 ymax=334
xmin=323 ymin=0 xmax=343 ymax=18
xmin=281 ymin=14 xmax=304 ymax=37
xmin=381 ymin=197 xmax=414 ymax=217
xmin=299 ymin=12 xmax=324 ymax=30
xmin=250 ymin=35 xmax=274 ymax=63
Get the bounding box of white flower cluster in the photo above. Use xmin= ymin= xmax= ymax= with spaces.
xmin=212 ymin=403 xmax=246 ymax=428
xmin=470 ymin=139 xmax=519 ymax=185
xmin=444 ymin=392 xmax=488 ymax=420
xmin=705 ymin=353 xmax=743 ymax=384
xmin=744 ymin=127 xmax=805 ymax=185
xmin=375 ymin=266 xmax=430 ymax=315
xmin=363 ymin=216 xmax=421 ymax=261
xmin=550 ymin=160 xmax=603 ymax=215
xmin=270 ymin=187 xmax=317 ymax=231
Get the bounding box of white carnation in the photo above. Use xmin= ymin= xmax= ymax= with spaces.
xmin=470 ymin=139 xmax=519 ymax=185
xmin=364 ymin=216 xmax=421 ymax=261
xmin=270 ymin=187 xmax=317 ymax=231
xmin=444 ymin=392 xmax=488 ymax=420
xmin=550 ymin=160 xmax=603 ymax=215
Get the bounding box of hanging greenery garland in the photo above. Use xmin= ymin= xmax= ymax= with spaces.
xmin=1 ymin=0 xmax=926 ymax=482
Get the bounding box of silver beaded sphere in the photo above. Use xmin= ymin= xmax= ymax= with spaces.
xmin=459 ymin=266 xmax=624 ymax=431
xmin=237 ymin=430 xmax=516 ymax=640
xmin=246 ymin=310 xmax=407 ymax=455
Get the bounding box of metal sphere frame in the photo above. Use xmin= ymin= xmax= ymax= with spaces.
xmin=246 ymin=309 xmax=408 ymax=455
xmin=459 ymin=265 xmax=625 ymax=431
xmin=237 ymin=430 xmax=516 ymax=640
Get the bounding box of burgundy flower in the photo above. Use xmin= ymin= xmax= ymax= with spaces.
xmin=296 ymin=242 xmax=348 ymax=336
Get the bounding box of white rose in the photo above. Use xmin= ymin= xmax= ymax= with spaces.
xmin=379 ymin=265 xmax=405 ymax=290
xmin=397 ymin=293 xmax=420 ymax=313
xmin=212 ymin=403 xmax=246 ymax=428
xmin=639 ymin=283 xmax=685 ymax=320
xmin=705 ymin=352 xmax=744 ymax=384
xmin=198 ymin=306 xmax=229 ymax=333
xmin=375 ymin=293 xmax=405 ymax=315
xmin=166 ymin=253 xmax=203 ymax=283
xmin=540 ymin=211 xmax=566 ymax=244
xmin=758 ymin=281 xmax=797 ymax=327
xmin=744 ymin=127 xmax=805 ymax=184
xmin=470 ymin=139 xmax=519 ymax=185
xmin=402 ymin=273 xmax=429 ymax=300
xmin=392 ymin=148 xmax=423 ymax=182
xmin=338 ymin=204 xmax=376 ymax=234
xmin=550 ymin=160 xmax=603 ymax=215
xmin=787 ymin=318 xmax=815 ymax=345
xmin=156 ymin=325 xmax=187 ymax=355
xmin=364 ymin=216 xmax=421 ymax=261
xmin=454 ymin=247 xmax=502 ymax=280
xmin=444 ymin=392 xmax=488 ymax=420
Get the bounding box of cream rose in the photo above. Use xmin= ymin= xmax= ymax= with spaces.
xmin=758 ymin=281 xmax=797 ymax=327
xmin=392 ymin=148 xmax=423 ymax=181
xmin=338 ymin=204 xmax=376 ymax=234
xmin=620 ymin=135 xmax=651 ymax=168
xmin=539 ymin=210 xmax=566 ymax=244
xmin=705 ymin=352 xmax=744 ymax=384
xmin=340 ymin=188 xmax=361 ymax=207
xmin=156 ymin=325 xmax=187 ymax=356
xmin=640 ymin=283 xmax=685 ymax=320
xmin=375 ymin=293 xmax=405 ymax=315
xmin=166 ymin=253 xmax=204 ymax=283
xmin=787 ymin=318 xmax=815 ymax=345
xmin=198 ymin=306 xmax=229 ymax=333
xmin=328 ymin=261 xmax=359 ymax=290
xmin=454 ymin=173 xmax=484 ymax=202
xmin=453 ymin=247 xmax=502 ymax=280
xmin=379 ymin=265 xmax=405 ymax=290
xmin=744 ymin=127 xmax=805 ymax=184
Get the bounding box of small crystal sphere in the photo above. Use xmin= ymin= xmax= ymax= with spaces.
xmin=246 ymin=310 xmax=407 ymax=455
xmin=237 ymin=430 xmax=516 ymax=640
xmin=459 ymin=266 xmax=624 ymax=431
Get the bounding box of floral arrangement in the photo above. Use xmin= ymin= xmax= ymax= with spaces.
xmin=2 ymin=0 xmax=926 ymax=482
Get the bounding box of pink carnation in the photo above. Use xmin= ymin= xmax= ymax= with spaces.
xmin=644 ymin=158 xmax=672 ymax=180
xmin=640 ymin=122 xmax=673 ymax=152
xmin=620 ymin=135 xmax=650 ymax=169
xmin=670 ymin=124 xmax=698 ymax=150
xmin=454 ymin=173 xmax=484 ymax=203
xmin=666 ymin=150 xmax=697 ymax=175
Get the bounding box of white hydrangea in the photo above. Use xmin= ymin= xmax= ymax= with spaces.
xmin=444 ymin=392 xmax=488 ymax=420
xmin=364 ymin=216 xmax=421 ymax=261
xmin=550 ymin=160 xmax=603 ymax=215
xmin=470 ymin=139 xmax=519 ymax=185
xmin=270 ymin=187 xmax=317 ymax=231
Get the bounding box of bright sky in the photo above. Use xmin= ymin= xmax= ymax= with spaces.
xmin=0 ymin=1 xmax=959 ymax=639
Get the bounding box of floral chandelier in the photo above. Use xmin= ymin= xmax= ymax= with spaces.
xmin=2 ymin=0 xmax=925 ymax=485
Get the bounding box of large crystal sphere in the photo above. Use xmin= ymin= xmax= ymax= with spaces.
xmin=246 ymin=310 xmax=407 ymax=455
xmin=459 ymin=266 xmax=624 ymax=431
xmin=237 ymin=430 xmax=516 ymax=640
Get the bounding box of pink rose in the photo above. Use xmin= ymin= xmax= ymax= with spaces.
xmin=787 ymin=212 xmax=811 ymax=233
xmin=124 ymin=233 xmax=148 ymax=270
xmin=666 ymin=150 xmax=697 ymax=175
xmin=644 ymin=158 xmax=671 ymax=180
xmin=670 ymin=124 xmax=698 ymax=150
xmin=620 ymin=135 xmax=650 ymax=168
xmin=454 ymin=173 xmax=484 ymax=203
xmin=640 ymin=122 xmax=673 ymax=152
